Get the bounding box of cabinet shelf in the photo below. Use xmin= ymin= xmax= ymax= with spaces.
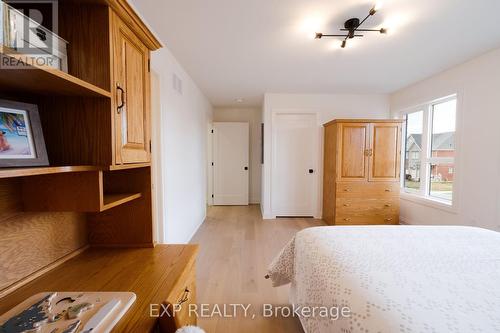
xmin=0 ymin=166 xmax=100 ymax=179
xmin=102 ymin=193 xmax=142 ymax=211
xmin=107 ymin=163 xmax=151 ymax=171
xmin=0 ymin=47 xmax=111 ymax=98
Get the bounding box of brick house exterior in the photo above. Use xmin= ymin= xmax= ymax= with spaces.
xmin=405 ymin=132 xmax=454 ymax=182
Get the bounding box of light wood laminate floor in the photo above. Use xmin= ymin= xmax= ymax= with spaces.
xmin=191 ymin=205 xmax=325 ymax=333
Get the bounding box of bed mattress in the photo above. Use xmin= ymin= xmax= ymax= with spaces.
xmin=267 ymin=226 xmax=500 ymax=333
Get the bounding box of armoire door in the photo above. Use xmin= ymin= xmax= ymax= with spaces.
xmin=337 ymin=123 xmax=370 ymax=181
xmin=369 ymin=123 xmax=402 ymax=181
xmin=113 ymin=13 xmax=151 ymax=164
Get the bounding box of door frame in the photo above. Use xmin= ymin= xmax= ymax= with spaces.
xmin=270 ymin=110 xmax=322 ymax=218
xmin=150 ymin=70 xmax=164 ymax=243
xmin=207 ymin=123 xmax=214 ymax=206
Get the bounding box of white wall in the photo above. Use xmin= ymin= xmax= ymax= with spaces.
xmin=151 ymin=47 xmax=213 ymax=244
xmin=390 ymin=48 xmax=500 ymax=231
xmin=261 ymin=93 xmax=390 ymax=219
xmin=212 ymin=107 xmax=262 ymax=204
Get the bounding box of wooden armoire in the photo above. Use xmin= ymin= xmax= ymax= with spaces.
xmin=322 ymin=119 xmax=403 ymax=225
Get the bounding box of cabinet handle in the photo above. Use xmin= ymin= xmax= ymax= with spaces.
xmin=178 ymin=288 xmax=191 ymax=306
xmin=369 ymin=149 xmax=373 ymax=156
xmin=116 ymin=84 xmax=125 ymax=113
xmin=343 ymin=218 xmax=351 ymax=221
xmin=384 ymin=218 xmax=393 ymax=222
xmin=384 ymin=204 xmax=392 ymax=207
xmin=384 ymin=189 xmax=392 ymax=192
xmin=343 ymin=203 xmax=350 ymax=207
xmin=343 ymin=188 xmax=351 ymax=192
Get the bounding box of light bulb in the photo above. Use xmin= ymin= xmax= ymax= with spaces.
xmin=370 ymin=2 xmax=383 ymax=15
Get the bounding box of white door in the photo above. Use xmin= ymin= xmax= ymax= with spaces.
xmin=213 ymin=122 xmax=249 ymax=205
xmin=272 ymin=113 xmax=318 ymax=216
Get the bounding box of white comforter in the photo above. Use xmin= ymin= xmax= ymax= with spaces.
xmin=268 ymin=226 xmax=500 ymax=333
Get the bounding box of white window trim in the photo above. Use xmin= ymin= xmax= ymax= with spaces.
xmin=396 ymin=94 xmax=460 ymax=213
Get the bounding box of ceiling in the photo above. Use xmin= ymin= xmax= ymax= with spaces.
xmin=130 ymin=0 xmax=500 ymax=107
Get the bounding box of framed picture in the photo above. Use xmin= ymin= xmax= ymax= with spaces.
xmin=0 ymin=99 xmax=48 ymax=167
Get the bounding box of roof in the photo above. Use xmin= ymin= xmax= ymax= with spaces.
xmin=407 ymin=132 xmax=454 ymax=151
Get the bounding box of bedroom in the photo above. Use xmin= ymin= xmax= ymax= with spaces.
xmin=0 ymin=0 xmax=499 ymax=332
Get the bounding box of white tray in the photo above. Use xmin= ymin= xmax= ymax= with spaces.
xmin=0 ymin=291 xmax=136 ymax=333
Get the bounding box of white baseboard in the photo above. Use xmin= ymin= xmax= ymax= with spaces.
xmin=186 ymin=215 xmax=206 ymax=243
xmin=250 ymin=197 xmax=261 ymax=204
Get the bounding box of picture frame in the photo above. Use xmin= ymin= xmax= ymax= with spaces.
xmin=0 ymin=99 xmax=49 ymax=167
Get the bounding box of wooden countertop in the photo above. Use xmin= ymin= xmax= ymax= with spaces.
xmin=0 ymin=245 xmax=198 ymax=332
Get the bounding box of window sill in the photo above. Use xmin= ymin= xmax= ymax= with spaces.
xmin=400 ymin=191 xmax=458 ymax=214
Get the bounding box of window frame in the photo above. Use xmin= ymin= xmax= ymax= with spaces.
xmin=397 ymin=94 xmax=459 ymax=212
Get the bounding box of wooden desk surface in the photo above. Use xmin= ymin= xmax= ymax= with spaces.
xmin=0 ymin=245 xmax=198 ymax=332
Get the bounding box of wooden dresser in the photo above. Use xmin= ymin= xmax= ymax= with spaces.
xmin=323 ymin=119 xmax=403 ymax=225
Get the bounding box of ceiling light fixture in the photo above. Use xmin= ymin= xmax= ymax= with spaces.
xmin=315 ymin=4 xmax=387 ymax=49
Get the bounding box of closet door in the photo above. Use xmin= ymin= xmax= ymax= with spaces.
xmin=113 ymin=13 xmax=151 ymax=164
xmin=337 ymin=123 xmax=370 ymax=181
xmin=369 ymin=123 xmax=402 ymax=181
xmin=213 ymin=122 xmax=249 ymax=206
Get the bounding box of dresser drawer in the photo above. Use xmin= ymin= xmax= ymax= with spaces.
xmin=159 ymin=262 xmax=197 ymax=333
xmin=335 ymin=214 xmax=399 ymax=225
xmin=336 ymin=198 xmax=399 ymax=215
xmin=336 ymin=182 xmax=399 ymax=198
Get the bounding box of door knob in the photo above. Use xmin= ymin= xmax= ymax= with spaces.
xmin=308 ymin=169 xmax=314 ymax=174
xmin=244 ymin=166 xmax=248 ymax=170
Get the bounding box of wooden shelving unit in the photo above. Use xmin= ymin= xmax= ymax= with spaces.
xmin=102 ymin=193 xmax=142 ymax=211
xmin=0 ymin=166 xmax=100 ymax=179
xmin=108 ymin=162 xmax=151 ymax=171
xmin=0 ymin=0 xmax=162 ymax=303
xmin=0 ymin=47 xmax=111 ymax=98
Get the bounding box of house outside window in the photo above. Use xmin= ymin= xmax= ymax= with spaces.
xmin=401 ymin=95 xmax=457 ymax=205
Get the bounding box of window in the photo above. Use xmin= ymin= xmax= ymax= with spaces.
xmin=404 ymin=110 xmax=423 ymax=191
xmin=401 ymin=96 xmax=457 ymax=205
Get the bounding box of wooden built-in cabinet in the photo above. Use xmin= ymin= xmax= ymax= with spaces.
xmin=323 ymin=119 xmax=403 ymax=226
xmin=112 ymin=12 xmax=151 ymax=164
xmin=26 ymin=1 xmax=157 ymax=168
xmin=0 ymin=1 xmax=198 ymax=331
xmin=0 ymin=246 xmax=198 ymax=333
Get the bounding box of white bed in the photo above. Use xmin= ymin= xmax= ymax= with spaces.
xmin=267 ymin=226 xmax=500 ymax=333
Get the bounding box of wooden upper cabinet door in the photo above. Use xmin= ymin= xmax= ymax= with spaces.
xmin=369 ymin=123 xmax=402 ymax=182
xmin=113 ymin=13 xmax=151 ymax=165
xmin=337 ymin=123 xmax=370 ymax=181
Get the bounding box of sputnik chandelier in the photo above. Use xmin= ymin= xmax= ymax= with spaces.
xmin=315 ymin=4 xmax=386 ymax=48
